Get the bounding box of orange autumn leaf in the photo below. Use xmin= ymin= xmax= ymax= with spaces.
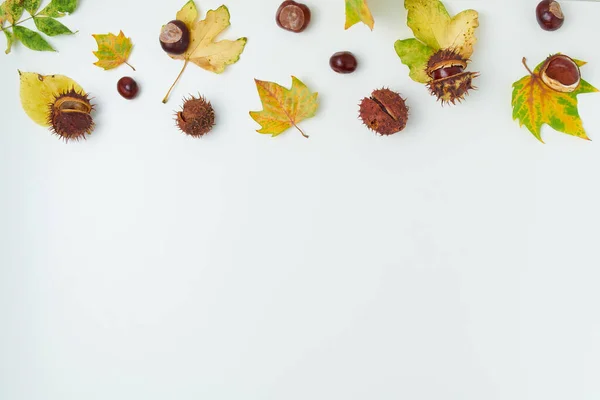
xmin=92 ymin=31 xmax=135 ymax=71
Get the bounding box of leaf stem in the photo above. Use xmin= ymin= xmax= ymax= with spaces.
xmin=522 ymin=57 xmax=534 ymax=76
xmin=125 ymin=61 xmax=136 ymax=71
xmin=162 ymin=60 xmax=189 ymax=104
xmin=293 ymin=123 xmax=309 ymax=139
xmin=0 ymin=14 xmax=37 ymax=32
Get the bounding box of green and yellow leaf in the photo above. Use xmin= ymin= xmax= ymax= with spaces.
xmin=19 ymin=71 xmax=84 ymax=126
xmin=404 ymin=0 xmax=478 ymax=59
xmin=250 ymin=76 xmax=319 ymax=138
xmin=394 ymin=38 xmax=435 ymax=83
xmin=13 ymin=25 xmax=54 ymax=51
xmin=4 ymin=29 xmax=14 ymax=54
xmin=345 ymin=0 xmax=374 ymax=30
xmin=39 ymin=0 xmax=77 ymax=17
xmin=512 ymin=58 xmax=598 ymax=142
xmin=24 ymin=0 xmax=41 ymax=14
xmin=34 ymin=16 xmax=73 ymax=36
xmin=4 ymin=0 xmax=24 ymax=24
xmin=92 ymin=31 xmax=134 ymax=70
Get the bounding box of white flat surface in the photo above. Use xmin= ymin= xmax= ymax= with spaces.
xmin=2 ymin=0 xmax=600 ymax=399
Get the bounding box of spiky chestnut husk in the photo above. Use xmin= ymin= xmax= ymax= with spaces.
xmin=359 ymin=88 xmax=409 ymax=135
xmin=176 ymin=95 xmax=215 ymax=137
xmin=426 ymin=49 xmax=478 ymax=105
xmin=48 ymin=89 xmax=94 ymax=141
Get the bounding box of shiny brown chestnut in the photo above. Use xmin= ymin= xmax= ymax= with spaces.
xmin=160 ymin=20 xmax=190 ymax=55
xmin=540 ymin=54 xmax=580 ymax=93
xmin=330 ymin=52 xmax=358 ymax=74
xmin=276 ymin=1 xmax=311 ymax=33
xmin=536 ymin=0 xmax=564 ymax=31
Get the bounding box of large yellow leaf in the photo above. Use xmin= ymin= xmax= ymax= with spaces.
xmin=250 ymin=76 xmax=319 ymax=138
xmin=92 ymin=31 xmax=135 ymax=71
xmin=176 ymin=0 xmax=197 ymax=28
xmin=512 ymin=57 xmax=598 ymax=142
xmin=405 ymin=0 xmax=478 ymax=59
xmin=19 ymin=71 xmax=84 ymax=126
xmin=345 ymin=0 xmax=374 ymax=30
xmin=163 ymin=2 xmax=247 ymax=103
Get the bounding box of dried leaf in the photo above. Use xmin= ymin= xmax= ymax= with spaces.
xmin=92 ymin=31 xmax=135 ymax=71
xmin=250 ymin=76 xmax=318 ymax=138
xmin=345 ymin=0 xmax=374 ymax=30
xmin=512 ymin=57 xmax=598 ymax=142
xmin=19 ymin=70 xmax=84 ymax=126
xmin=162 ymin=1 xmax=247 ymax=103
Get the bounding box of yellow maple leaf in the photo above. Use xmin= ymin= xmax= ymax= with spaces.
xmin=162 ymin=1 xmax=247 ymax=103
xmin=92 ymin=31 xmax=135 ymax=71
xmin=345 ymin=0 xmax=374 ymax=30
xmin=19 ymin=70 xmax=85 ymax=126
xmin=512 ymin=57 xmax=599 ymax=143
xmin=250 ymin=76 xmax=318 ymax=139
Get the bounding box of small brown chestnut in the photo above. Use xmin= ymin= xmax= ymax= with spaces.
xmin=276 ymin=1 xmax=311 ymax=33
xmin=160 ymin=20 xmax=190 ymax=55
xmin=536 ymin=0 xmax=564 ymax=31
xmin=117 ymin=77 xmax=139 ymax=100
xmin=540 ymin=54 xmax=580 ymax=93
xmin=330 ymin=51 xmax=358 ymax=74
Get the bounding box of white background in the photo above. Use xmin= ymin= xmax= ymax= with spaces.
xmin=2 ymin=0 xmax=600 ymax=399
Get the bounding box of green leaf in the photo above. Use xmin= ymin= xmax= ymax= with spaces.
xmin=4 ymin=28 xmax=15 ymax=53
xmin=4 ymin=0 xmax=25 ymax=24
xmin=13 ymin=25 xmax=54 ymax=51
xmin=40 ymin=0 xmax=77 ymax=17
xmin=34 ymin=16 xmax=73 ymax=36
xmin=394 ymin=38 xmax=435 ymax=84
xmin=24 ymin=0 xmax=40 ymax=14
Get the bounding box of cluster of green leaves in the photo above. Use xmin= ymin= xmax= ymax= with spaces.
xmin=0 ymin=0 xmax=78 ymax=54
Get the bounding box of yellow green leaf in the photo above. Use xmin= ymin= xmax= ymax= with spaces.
xmin=250 ymin=76 xmax=318 ymax=138
xmin=163 ymin=2 xmax=247 ymax=103
xmin=404 ymin=0 xmax=478 ymax=59
xmin=176 ymin=0 xmax=197 ymax=29
xmin=3 ymin=0 xmax=24 ymax=24
xmin=92 ymin=31 xmax=135 ymax=71
xmin=394 ymin=38 xmax=435 ymax=84
xmin=19 ymin=70 xmax=84 ymax=126
xmin=512 ymin=57 xmax=599 ymax=143
xmin=345 ymin=0 xmax=374 ymax=30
